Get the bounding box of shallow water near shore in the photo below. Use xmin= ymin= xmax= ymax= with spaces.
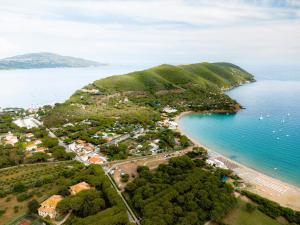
xmin=179 ymin=80 xmax=300 ymax=187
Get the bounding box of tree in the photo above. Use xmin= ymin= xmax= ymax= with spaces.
xmin=121 ymin=174 xmax=129 ymax=183
xmin=28 ymin=199 xmax=39 ymax=213
xmin=28 ymin=152 xmax=49 ymax=162
xmin=41 ymin=137 xmax=58 ymax=148
xmin=13 ymin=182 xmax=27 ymax=193
xmin=245 ymin=203 xmax=256 ymax=213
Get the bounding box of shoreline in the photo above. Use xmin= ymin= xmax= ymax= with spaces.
xmin=175 ymin=112 xmax=300 ymax=211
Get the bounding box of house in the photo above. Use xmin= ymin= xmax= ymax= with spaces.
xmin=4 ymin=132 xmax=18 ymax=145
xmin=157 ymin=119 xmax=178 ymax=130
xmin=25 ymin=133 xmax=34 ymax=138
xmin=149 ymin=143 xmax=159 ymax=154
xmin=88 ymin=155 xmax=107 ymax=165
xmin=38 ymin=195 xmax=63 ymax=219
xmin=163 ymin=106 xmax=177 ymax=113
xmin=68 ymin=140 xmax=95 ymax=155
xmin=69 ymin=182 xmax=91 ymax=195
xmin=26 ymin=140 xmax=42 ymax=152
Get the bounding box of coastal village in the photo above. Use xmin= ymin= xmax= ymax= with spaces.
xmin=0 ymin=67 xmax=299 ymax=225
xmin=1 ymin=98 xmax=300 ymax=225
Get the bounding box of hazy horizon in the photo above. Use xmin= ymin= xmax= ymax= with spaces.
xmin=0 ymin=0 xmax=299 ymax=69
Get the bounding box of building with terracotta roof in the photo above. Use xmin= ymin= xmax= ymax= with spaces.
xmin=38 ymin=195 xmax=63 ymax=219
xmin=88 ymin=155 xmax=106 ymax=165
xmin=69 ymin=182 xmax=91 ymax=195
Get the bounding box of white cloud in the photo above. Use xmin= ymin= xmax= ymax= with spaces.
xmin=0 ymin=0 xmax=299 ymax=66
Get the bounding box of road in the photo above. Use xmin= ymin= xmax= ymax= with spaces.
xmin=104 ymin=170 xmax=141 ymax=225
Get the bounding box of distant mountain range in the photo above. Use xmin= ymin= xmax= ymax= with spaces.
xmin=0 ymin=52 xmax=105 ymax=70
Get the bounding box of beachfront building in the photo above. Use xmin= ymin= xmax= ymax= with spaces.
xmin=207 ymin=158 xmax=227 ymax=169
xmin=69 ymin=182 xmax=91 ymax=195
xmin=163 ymin=106 xmax=177 ymax=113
xmin=4 ymin=132 xmax=18 ymax=145
xmin=38 ymin=195 xmax=63 ymax=219
xmin=157 ymin=119 xmax=178 ymax=130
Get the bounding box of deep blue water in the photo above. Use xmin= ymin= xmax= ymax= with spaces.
xmin=179 ymin=80 xmax=300 ymax=187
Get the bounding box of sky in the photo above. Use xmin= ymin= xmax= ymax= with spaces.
xmin=0 ymin=0 xmax=299 ymax=68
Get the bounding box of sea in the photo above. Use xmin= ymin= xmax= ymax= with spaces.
xmin=0 ymin=64 xmax=299 ymax=187
xmin=0 ymin=65 xmax=146 ymax=109
xmin=179 ymin=65 xmax=300 ymax=187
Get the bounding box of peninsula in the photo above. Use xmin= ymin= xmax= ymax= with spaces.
xmin=0 ymin=52 xmax=104 ymax=70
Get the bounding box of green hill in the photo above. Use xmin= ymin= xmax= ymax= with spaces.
xmin=92 ymin=62 xmax=254 ymax=93
xmin=43 ymin=62 xmax=254 ymax=127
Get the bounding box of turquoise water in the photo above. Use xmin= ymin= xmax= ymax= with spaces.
xmin=179 ymin=80 xmax=300 ymax=187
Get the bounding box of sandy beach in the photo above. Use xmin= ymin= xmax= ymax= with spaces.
xmin=175 ymin=112 xmax=300 ymax=211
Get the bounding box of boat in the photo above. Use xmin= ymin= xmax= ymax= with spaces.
xmin=259 ymin=115 xmax=263 ymax=120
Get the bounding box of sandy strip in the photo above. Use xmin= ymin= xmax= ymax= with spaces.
xmin=175 ymin=112 xmax=300 ymax=211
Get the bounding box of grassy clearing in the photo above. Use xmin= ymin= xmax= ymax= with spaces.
xmin=222 ymin=198 xmax=284 ymax=225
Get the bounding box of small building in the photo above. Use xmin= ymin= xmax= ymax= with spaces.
xmin=69 ymin=182 xmax=91 ymax=195
xmin=88 ymin=155 xmax=106 ymax=165
xmin=4 ymin=132 xmax=18 ymax=145
xmin=38 ymin=195 xmax=63 ymax=219
xmin=26 ymin=140 xmax=42 ymax=152
xmin=149 ymin=143 xmax=159 ymax=154
xmin=163 ymin=106 xmax=177 ymax=113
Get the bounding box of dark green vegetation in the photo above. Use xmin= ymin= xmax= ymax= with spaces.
xmin=42 ymin=62 xmax=254 ymax=128
xmin=124 ymin=155 xmax=237 ymax=225
xmin=0 ymin=52 xmax=102 ymax=70
xmin=0 ymin=161 xmax=80 ymax=223
xmin=57 ymin=165 xmax=129 ymax=225
xmin=242 ymin=190 xmax=300 ymax=224
xmin=0 ymin=162 xmax=130 ymax=225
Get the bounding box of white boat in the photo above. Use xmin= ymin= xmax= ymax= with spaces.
xmin=259 ymin=115 xmax=263 ymax=120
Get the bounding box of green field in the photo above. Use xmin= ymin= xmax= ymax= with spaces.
xmin=222 ymin=198 xmax=285 ymax=225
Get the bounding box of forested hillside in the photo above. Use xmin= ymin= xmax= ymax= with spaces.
xmin=42 ymin=62 xmax=254 ymax=127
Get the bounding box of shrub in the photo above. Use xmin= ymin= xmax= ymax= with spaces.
xmin=121 ymin=174 xmax=129 ymax=183
xmin=245 ymin=203 xmax=256 ymax=213
xmin=17 ymin=192 xmax=33 ymax=202
xmin=13 ymin=182 xmax=27 ymax=193
xmin=28 ymin=199 xmax=39 ymax=214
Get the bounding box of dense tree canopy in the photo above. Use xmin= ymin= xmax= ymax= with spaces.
xmin=125 ymin=155 xmax=236 ymax=225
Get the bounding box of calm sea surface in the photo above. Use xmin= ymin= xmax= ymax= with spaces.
xmin=0 ymin=65 xmax=145 ymax=108
xmin=179 ymin=80 xmax=300 ymax=187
